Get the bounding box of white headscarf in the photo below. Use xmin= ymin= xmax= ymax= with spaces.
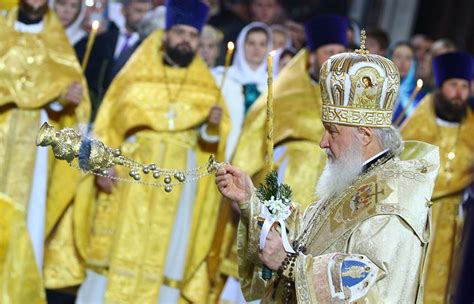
xmin=219 ymin=22 xmax=272 ymax=86
xmin=49 ymin=0 xmax=87 ymax=46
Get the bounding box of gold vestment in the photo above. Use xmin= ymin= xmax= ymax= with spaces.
xmin=0 ymin=8 xmax=90 ymax=300
xmin=401 ymin=94 xmax=474 ymax=303
xmin=237 ymin=142 xmax=439 ymax=303
xmin=45 ymin=29 xmax=230 ymax=303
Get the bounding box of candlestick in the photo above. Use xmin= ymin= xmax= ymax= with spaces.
xmin=217 ymin=41 xmax=234 ymax=105
xmin=394 ymin=79 xmax=423 ymax=126
xmin=81 ymin=20 xmax=100 ymax=71
xmin=266 ymin=51 xmax=276 ymax=171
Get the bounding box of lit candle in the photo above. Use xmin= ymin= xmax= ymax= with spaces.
xmin=266 ymin=51 xmax=276 ymax=171
xmin=394 ymin=79 xmax=423 ymax=126
xmin=81 ymin=20 xmax=100 ymax=71
xmin=217 ymin=42 xmax=235 ymax=105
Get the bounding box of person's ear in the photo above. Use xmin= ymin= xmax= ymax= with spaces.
xmin=357 ymin=127 xmax=374 ymax=147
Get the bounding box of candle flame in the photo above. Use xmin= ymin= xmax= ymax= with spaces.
xmin=416 ymin=79 xmax=423 ymax=88
xmin=92 ymin=20 xmax=100 ymax=31
xmin=269 ymin=50 xmax=277 ymax=57
xmin=227 ymin=41 xmax=235 ymax=51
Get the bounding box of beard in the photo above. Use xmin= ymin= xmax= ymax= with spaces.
xmin=20 ymin=0 xmax=48 ymax=19
xmin=164 ymin=41 xmax=196 ymax=67
xmin=434 ymin=91 xmax=468 ymax=122
xmin=315 ymin=137 xmax=364 ymax=202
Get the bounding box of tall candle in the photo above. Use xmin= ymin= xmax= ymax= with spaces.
xmin=394 ymin=79 xmax=423 ymax=126
xmin=217 ymin=41 xmax=234 ymax=105
xmin=266 ymin=51 xmax=276 ymax=171
xmin=81 ymin=20 xmax=100 ymax=71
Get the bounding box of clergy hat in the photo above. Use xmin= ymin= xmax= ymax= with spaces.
xmin=320 ymin=46 xmax=399 ymax=128
xmin=165 ymin=0 xmax=209 ymax=32
xmin=304 ymin=15 xmax=349 ymax=52
xmin=432 ymin=51 xmax=474 ymax=87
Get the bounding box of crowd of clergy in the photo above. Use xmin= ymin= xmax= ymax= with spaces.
xmin=1 ymin=0 xmax=474 ymax=303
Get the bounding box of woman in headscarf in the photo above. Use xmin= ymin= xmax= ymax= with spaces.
xmin=50 ymin=0 xmax=87 ymax=49
xmin=213 ymin=21 xmax=271 ymax=161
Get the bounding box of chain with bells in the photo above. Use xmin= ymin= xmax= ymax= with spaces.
xmin=36 ymin=122 xmax=222 ymax=192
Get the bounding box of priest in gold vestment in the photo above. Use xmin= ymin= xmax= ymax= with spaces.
xmin=215 ymin=16 xmax=350 ymax=300
xmin=401 ymin=51 xmax=474 ymax=303
xmin=216 ymin=48 xmax=440 ymax=303
xmin=48 ymin=0 xmax=231 ymax=303
xmin=0 ymin=0 xmax=89 ymax=301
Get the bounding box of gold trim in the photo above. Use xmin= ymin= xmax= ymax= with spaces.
xmin=322 ymin=105 xmax=392 ymax=128
xmin=162 ymin=276 xmax=182 ymax=289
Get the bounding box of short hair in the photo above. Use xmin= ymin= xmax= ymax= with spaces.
xmin=367 ymin=27 xmax=390 ymax=50
xmin=271 ymin=24 xmax=290 ymax=37
xmin=280 ymin=48 xmax=296 ymax=59
xmin=390 ymin=41 xmax=415 ymax=57
xmin=373 ymin=126 xmax=404 ymax=156
xmin=122 ymin=0 xmax=151 ymax=8
xmin=201 ymin=25 xmax=224 ymax=44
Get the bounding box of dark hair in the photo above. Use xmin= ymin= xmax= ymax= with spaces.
xmin=122 ymin=0 xmax=151 ymax=7
xmin=245 ymin=26 xmax=269 ymax=42
xmin=362 ymin=76 xmax=373 ymax=86
xmin=367 ymin=27 xmax=390 ymax=50
xmin=280 ymin=48 xmax=296 ymax=59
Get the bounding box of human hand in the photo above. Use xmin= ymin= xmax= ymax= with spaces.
xmin=95 ymin=168 xmax=117 ymax=194
xmin=207 ymin=104 xmax=222 ymax=127
xmin=215 ymin=164 xmax=254 ymax=204
xmin=63 ymin=82 xmax=83 ymax=105
xmin=259 ymin=228 xmax=287 ymax=271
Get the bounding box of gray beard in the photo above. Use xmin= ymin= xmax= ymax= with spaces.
xmin=315 ymin=143 xmax=364 ymax=202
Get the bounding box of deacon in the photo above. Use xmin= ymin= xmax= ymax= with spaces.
xmin=232 ymin=15 xmax=349 ymax=205
xmin=401 ymin=51 xmax=474 ymax=303
xmin=0 ymin=0 xmax=89 ymax=301
xmin=51 ymin=0 xmax=230 ymax=303
xmin=216 ymin=48 xmax=440 ymax=302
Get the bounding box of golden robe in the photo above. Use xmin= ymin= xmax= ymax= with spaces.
xmin=237 ymin=141 xmax=439 ymax=303
xmin=0 ymin=7 xmax=90 ymax=298
xmin=0 ymin=193 xmax=45 ymax=303
xmin=50 ymin=29 xmax=230 ymax=303
xmin=401 ymin=94 xmax=474 ymax=303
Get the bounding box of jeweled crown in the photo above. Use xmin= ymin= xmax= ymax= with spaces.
xmin=320 ymin=30 xmax=400 ymax=128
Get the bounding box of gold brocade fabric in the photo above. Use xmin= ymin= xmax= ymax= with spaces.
xmin=401 ymin=94 xmax=474 ymax=303
xmin=52 ymin=29 xmax=230 ymax=302
xmin=0 ymin=109 xmax=40 ymax=209
xmin=401 ymin=94 xmax=474 ymax=199
xmin=0 ymin=193 xmax=45 ymax=304
xmin=0 ymin=6 xmax=90 ymax=231
xmin=0 ymin=8 xmax=90 ymax=293
xmin=237 ymin=142 xmax=440 ymax=303
xmin=0 ymin=8 xmax=89 ymax=118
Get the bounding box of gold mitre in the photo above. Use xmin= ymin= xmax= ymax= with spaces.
xmin=320 ymin=32 xmax=400 ymax=128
